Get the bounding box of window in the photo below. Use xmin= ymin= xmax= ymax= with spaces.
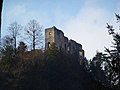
xmin=64 ymin=44 xmax=66 ymax=52
xmin=48 ymin=42 xmax=51 ymax=48
xmin=67 ymin=46 xmax=69 ymax=51
xmin=79 ymin=51 xmax=83 ymax=56
xmin=49 ymin=32 xmax=51 ymax=35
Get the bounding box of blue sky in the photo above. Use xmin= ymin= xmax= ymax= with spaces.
xmin=1 ymin=0 xmax=120 ymax=59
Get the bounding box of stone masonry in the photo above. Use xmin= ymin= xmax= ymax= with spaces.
xmin=45 ymin=26 xmax=84 ymax=57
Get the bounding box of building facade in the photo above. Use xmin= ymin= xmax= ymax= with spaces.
xmin=45 ymin=26 xmax=84 ymax=57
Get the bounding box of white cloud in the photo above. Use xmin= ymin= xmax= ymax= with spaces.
xmin=63 ymin=6 xmax=113 ymax=59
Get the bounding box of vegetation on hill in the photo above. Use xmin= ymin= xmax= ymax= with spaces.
xmin=0 ymin=42 xmax=116 ymax=90
xmin=0 ymin=14 xmax=120 ymax=90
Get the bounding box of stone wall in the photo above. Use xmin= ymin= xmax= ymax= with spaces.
xmin=45 ymin=26 xmax=84 ymax=57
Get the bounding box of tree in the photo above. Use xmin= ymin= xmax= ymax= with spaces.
xmin=98 ymin=13 xmax=120 ymax=88
xmin=89 ymin=52 xmax=108 ymax=86
xmin=45 ymin=43 xmax=59 ymax=60
xmin=0 ymin=35 xmax=14 ymax=65
xmin=8 ymin=22 xmax=22 ymax=55
xmin=25 ymin=19 xmax=43 ymax=51
xmin=89 ymin=14 xmax=120 ymax=89
xmin=18 ymin=41 xmax=27 ymax=52
xmin=1 ymin=35 xmax=13 ymax=47
xmin=17 ymin=41 xmax=27 ymax=58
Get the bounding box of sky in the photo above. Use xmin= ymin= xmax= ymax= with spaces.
xmin=1 ymin=0 xmax=120 ymax=59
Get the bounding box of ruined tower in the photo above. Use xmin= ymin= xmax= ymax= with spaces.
xmin=45 ymin=26 xmax=65 ymax=51
xmin=45 ymin=26 xmax=84 ymax=57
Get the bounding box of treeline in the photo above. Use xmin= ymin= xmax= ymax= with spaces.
xmin=0 ymin=43 xmax=113 ymax=90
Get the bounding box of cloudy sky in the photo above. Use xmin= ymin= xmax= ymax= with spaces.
xmin=1 ymin=0 xmax=120 ymax=59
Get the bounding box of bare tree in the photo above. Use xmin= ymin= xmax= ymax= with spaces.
xmin=25 ymin=19 xmax=43 ymax=51
xmin=8 ymin=22 xmax=22 ymax=55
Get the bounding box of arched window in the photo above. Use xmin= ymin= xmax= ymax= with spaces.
xmin=48 ymin=42 xmax=51 ymax=48
xmin=49 ymin=32 xmax=51 ymax=35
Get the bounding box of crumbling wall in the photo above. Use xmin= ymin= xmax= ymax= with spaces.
xmin=45 ymin=26 xmax=84 ymax=57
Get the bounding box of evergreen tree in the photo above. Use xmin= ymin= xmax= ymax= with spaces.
xmin=101 ymin=14 xmax=120 ymax=88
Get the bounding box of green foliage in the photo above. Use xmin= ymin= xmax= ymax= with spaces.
xmin=0 ymin=47 xmax=115 ymax=90
xmin=17 ymin=41 xmax=27 ymax=58
xmin=18 ymin=41 xmax=27 ymax=52
xmin=0 ymin=45 xmax=14 ymax=60
xmin=90 ymin=14 xmax=120 ymax=89
xmin=0 ymin=35 xmax=15 ymax=70
xmin=89 ymin=52 xmax=109 ymax=87
xmin=104 ymin=14 xmax=120 ymax=88
xmin=0 ymin=35 xmax=115 ymax=90
xmin=45 ymin=43 xmax=59 ymax=59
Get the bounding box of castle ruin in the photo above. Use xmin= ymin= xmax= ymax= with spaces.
xmin=45 ymin=26 xmax=84 ymax=58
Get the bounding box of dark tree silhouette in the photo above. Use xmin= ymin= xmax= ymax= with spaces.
xmin=104 ymin=14 xmax=120 ymax=88
xmin=89 ymin=14 xmax=120 ymax=90
xmin=0 ymin=35 xmax=14 ymax=63
xmin=91 ymin=14 xmax=120 ymax=89
xmin=18 ymin=41 xmax=27 ymax=58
